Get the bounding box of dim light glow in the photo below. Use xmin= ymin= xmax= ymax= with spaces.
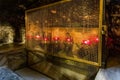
xmin=51 ymin=10 xmax=57 ymax=14
xmin=26 ymin=35 xmax=33 ymax=40
xmin=62 ymin=16 xmax=66 ymax=18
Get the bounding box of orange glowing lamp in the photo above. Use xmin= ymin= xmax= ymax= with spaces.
xmin=35 ymin=35 xmax=41 ymax=40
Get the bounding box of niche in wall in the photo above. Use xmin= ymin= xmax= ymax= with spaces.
xmin=0 ymin=23 xmax=14 ymax=45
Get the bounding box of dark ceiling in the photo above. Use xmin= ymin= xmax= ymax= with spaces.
xmin=0 ymin=0 xmax=60 ymax=11
xmin=0 ymin=0 xmax=60 ymax=26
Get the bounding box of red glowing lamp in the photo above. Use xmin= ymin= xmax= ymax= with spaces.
xmin=89 ymin=36 xmax=99 ymax=43
xmin=53 ymin=37 xmax=60 ymax=41
xmin=95 ymin=37 xmax=99 ymax=42
xmin=82 ymin=40 xmax=91 ymax=45
xmin=91 ymin=37 xmax=99 ymax=43
xmin=43 ymin=37 xmax=49 ymax=41
xmin=66 ymin=38 xmax=73 ymax=42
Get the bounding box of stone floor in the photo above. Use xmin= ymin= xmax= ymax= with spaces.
xmin=16 ymin=68 xmax=52 ymax=80
xmin=95 ymin=67 xmax=120 ymax=80
xmin=15 ymin=52 xmax=120 ymax=80
xmin=15 ymin=47 xmax=120 ymax=80
xmin=95 ymin=47 xmax=120 ymax=80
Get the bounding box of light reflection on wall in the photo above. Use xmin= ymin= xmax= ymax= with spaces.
xmin=0 ymin=24 xmax=14 ymax=45
xmin=21 ymin=27 xmax=25 ymax=44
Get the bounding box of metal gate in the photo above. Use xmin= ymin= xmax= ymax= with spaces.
xmin=25 ymin=0 xmax=103 ymax=67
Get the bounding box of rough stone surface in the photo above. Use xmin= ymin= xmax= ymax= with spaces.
xmin=0 ymin=67 xmax=24 ymax=80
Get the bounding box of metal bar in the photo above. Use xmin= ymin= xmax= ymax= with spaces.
xmin=98 ymin=0 xmax=104 ymax=66
xmin=25 ymin=0 xmax=71 ymax=13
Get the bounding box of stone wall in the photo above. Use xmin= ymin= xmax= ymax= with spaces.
xmin=0 ymin=23 xmax=14 ymax=45
xmin=0 ymin=23 xmax=25 ymax=45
